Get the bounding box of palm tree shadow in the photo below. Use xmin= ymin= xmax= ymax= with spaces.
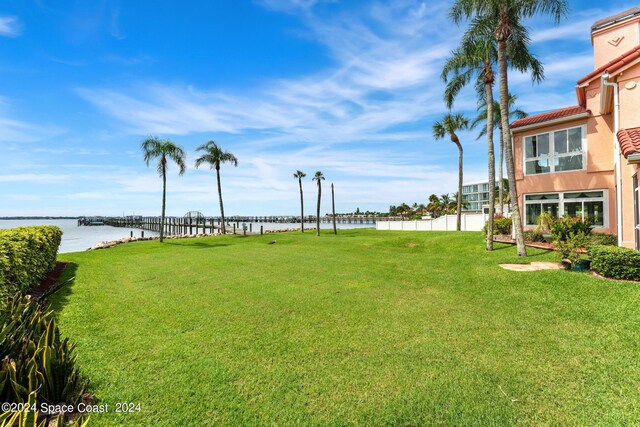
xmin=163 ymin=241 xmax=231 ymax=249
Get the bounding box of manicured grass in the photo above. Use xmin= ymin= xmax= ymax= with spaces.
xmin=54 ymin=230 xmax=640 ymax=426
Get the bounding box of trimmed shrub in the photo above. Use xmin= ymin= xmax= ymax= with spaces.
xmin=589 ymin=245 xmax=640 ymax=281
xmin=523 ymin=231 xmax=545 ymax=242
xmin=588 ymin=233 xmax=618 ymax=246
xmin=484 ymin=217 xmax=512 ymax=236
xmin=0 ymin=226 xmax=62 ymax=302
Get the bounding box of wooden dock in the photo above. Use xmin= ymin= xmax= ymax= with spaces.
xmin=78 ymin=215 xmax=380 ymax=236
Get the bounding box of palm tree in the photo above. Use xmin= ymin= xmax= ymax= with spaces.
xmin=442 ymin=29 xmax=540 ymax=250
xmin=451 ymin=192 xmax=470 ymax=211
xmin=426 ymin=194 xmax=443 ymax=218
xmin=313 ymin=171 xmax=324 ymax=236
xmin=471 ymin=95 xmax=526 ymax=215
xmin=194 ymin=141 xmax=238 ymax=235
xmin=450 ymin=0 xmax=568 ymax=256
xmin=432 ymin=113 xmax=469 ymax=231
xmin=397 ymin=202 xmax=412 ymax=220
xmin=331 ymin=183 xmax=337 ymax=235
xmin=141 ymin=136 xmax=187 ymax=243
xmin=293 ymin=170 xmax=306 ymax=233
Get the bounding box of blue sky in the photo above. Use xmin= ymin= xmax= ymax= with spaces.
xmin=0 ymin=0 xmax=636 ymax=216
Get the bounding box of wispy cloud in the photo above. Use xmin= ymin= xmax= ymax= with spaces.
xmin=78 ymin=1 xmax=457 ymax=149
xmin=66 ymin=0 xmax=610 ymax=215
xmin=0 ymin=16 xmax=21 ymax=38
xmin=0 ymin=173 xmax=70 ymax=183
xmin=0 ymin=97 xmax=66 ymax=143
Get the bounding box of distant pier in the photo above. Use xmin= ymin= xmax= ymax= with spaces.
xmin=77 ymin=215 xmax=380 ymax=236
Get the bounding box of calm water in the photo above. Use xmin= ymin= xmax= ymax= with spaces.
xmin=0 ymin=219 xmax=159 ymax=254
xmin=0 ymin=219 xmax=373 ymax=254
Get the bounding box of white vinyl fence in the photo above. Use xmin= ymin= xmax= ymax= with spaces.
xmin=376 ymin=213 xmax=488 ymax=232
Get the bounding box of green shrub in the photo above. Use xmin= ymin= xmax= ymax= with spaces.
xmin=484 ymin=217 xmax=512 ymax=236
xmin=554 ymin=231 xmax=589 ymax=265
xmin=0 ymin=226 xmax=62 ymax=302
xmin=0 ymin=295 xmax=86 ymax=409
xmin=589 ymin=245 xmax=640 ymax=281
xmin=550 ymin=217 xmax=593 ymax=241
xmin=523 ymin=231 xmax=545 ymax=242
xmin=588 ymin=233 xmax=618 ymax=246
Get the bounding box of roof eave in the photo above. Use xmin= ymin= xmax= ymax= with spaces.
xmin=627 ymin=153 xmax=640 ymax=163
xmin=511 ymin=113 xmax=589 ymax=133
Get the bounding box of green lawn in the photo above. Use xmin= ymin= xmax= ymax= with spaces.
xmin=54 ymin=230 xmax=640 ymax=426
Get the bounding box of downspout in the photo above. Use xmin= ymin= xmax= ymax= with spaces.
xmin=509 ymin=128 xmax=516 ymax=240
xmin=601 ymin=73 xmax=623 ymax=245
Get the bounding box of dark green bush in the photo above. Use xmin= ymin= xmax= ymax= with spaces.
xmin=588 ymin=233 xmax=618 ymax=246
xmin=484 ymin=217 xmax=512 ymax=236
xmin=0 ymin=226 xmax=62 ymax=302
xmin=523 ymin=231 xmax=545 ymax=242
xmin=589 ymin=245 xmax=640 ymax=281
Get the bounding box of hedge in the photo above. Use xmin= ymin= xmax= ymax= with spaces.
xmin=0 ymin=226 xmax=62 ymax=302
xmin=483 ymin=217 xmax=512 ymax=236
xmin=589 ymin=245 xmax=640 ymax=281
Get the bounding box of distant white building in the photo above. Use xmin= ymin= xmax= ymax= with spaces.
xmin=462 ymin=180 xmax=491 ymax=212
xmin=462 ymin=180 xmax=509 ymax=214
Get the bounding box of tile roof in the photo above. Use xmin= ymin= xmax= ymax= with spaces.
xmin=617 ymin=127 xmax=640 ymax=157
xmin=592 ymin=8 xmax=640 ymax=31
xmin=510 ymin=105 xmax=589 ymax=130
xmin=577 ymin=45 xmax=640 ymax=85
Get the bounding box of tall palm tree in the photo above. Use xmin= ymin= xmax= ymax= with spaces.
xmin=293 ymin=170 xmax=306 ymax=233
xmin=194 ymin=141 xmax=238 ymax=235
xmin=313 ymin=171 xmax=325 ymax=236
xmin=141 ymin=136 xmax=187 ymax=243
xmin=442 ymin=29 xmax=540 ymax=250
xmin=432 ymin=113 xmax=469 ymax=231
xmin=471 ymin=95 xmax=527 ymax=215
xmin=450 ymin=0 xmax=567 ymax=256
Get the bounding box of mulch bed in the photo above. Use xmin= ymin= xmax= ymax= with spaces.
xmin=28 ymin=261 xmax=69 ymax=298
xmin=492 ymin=235 xmax=556 ymax=250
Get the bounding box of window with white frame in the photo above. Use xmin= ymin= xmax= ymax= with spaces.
xmin=524 ymin=125 xmax=586 ymax=175
xmin=524 ymin=190 xmax=607 ymax=227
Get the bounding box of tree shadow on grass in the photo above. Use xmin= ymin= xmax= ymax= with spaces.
xmin=48 ymin=262 xmax=79 ymax=315
xmin=163 ymin=241 xmax=231 ymax=250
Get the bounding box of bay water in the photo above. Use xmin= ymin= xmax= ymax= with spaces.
xmin=0 ymin=219 xmax=373 ymax=254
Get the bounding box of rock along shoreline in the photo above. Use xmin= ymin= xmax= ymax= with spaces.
xmin=87 ymin=227 xmax=318 ymax=251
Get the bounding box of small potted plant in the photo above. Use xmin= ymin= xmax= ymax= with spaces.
xmin=554 ymin=231 xmax=591 ymax=271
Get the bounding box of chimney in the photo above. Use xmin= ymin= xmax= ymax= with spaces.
xmin=591 ymin=8 xmax=640 ymax=68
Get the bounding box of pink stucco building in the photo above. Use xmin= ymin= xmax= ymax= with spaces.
xmin=510 ymin=8 xmax=640 ymax=249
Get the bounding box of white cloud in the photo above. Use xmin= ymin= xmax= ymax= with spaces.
xmin=62 ymin=0 xmax=623 ymax=216
xmin=0 ymin=16 xmax=21 ymax=37
xmin=0 ymin=173 xmax=70 ymax=183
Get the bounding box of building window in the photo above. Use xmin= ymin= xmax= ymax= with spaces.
xmin=524 ymin=190 xmax=607 ymax=227
xmin=524 ymin=125 xmax=585 ymax=175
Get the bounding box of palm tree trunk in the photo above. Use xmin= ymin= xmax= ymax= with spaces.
xmin=298 ymin=178 xmax=304 ymax=233
xmin=456 ymin=142 xmax=463 ymax=231
xmin=316 ymin=182 xmax=321 ymax=236
xmin=331 ymin=183 xmax=337 ymax=235
xmin=498 ymin=37 xmax=526 ymax=256
xmin=485 ymin=79 xmax=495 ymax=251
xmin=160 ymin=161 xmax=166 ymax=243
xmin=454 ymin=141 xmax=462 ymax=231
xmin=498 ymin=127 xmax=504 ymax=215
xmin=216 ymin=165 xmax=226 ymax=235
